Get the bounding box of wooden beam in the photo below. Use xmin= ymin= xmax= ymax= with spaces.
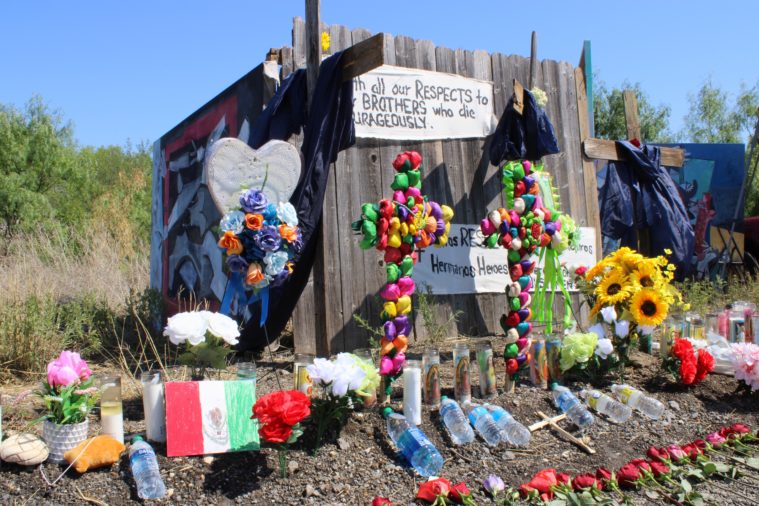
xmin=513 ymin=78 xmax=525 ymax=115
xmin=583 ymin=138 xmax=685 ymax=168
xmin=623 ymin=90 xmax=641 ymax=141
xmin=529 ymin=31 xmax=538 ymax=89
xmin=340 ymin=32 xmax=386 ymax=81
xmin=528 ymin=413 xmax=566 ymax=432
xmin=575 ymin=66 xmax=602 ymax=260
xmin=305 ymin=0 xmax=321 ymax=106
xmin=537 ymin=411 xmax=596 ymax=455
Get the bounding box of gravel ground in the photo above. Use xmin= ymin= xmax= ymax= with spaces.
xmin=1 ymin=338 xmax=758 ymax=505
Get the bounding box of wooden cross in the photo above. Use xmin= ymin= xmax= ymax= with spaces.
xmin=304 ymin=0 xmax=386 ymax=107
xmin=528 ymin=412 xmax=597 ymax=455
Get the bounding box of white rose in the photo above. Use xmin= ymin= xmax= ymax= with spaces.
xmin=307 ymin=358 xmax=336 ymax=387
xmin=163 ymin=312 xmax=208 ymax=346
xmin=615 ymin=319 xmax=630 ymax=338
xmin=640 ymin=325 xmax=656 ymax=336
xmin=600 ymin=306 xmax=617 ymax=324
xmin=588 ymin=323 xmax=606 ymax=342
xmin=206 ymin=312 xmax=240 ymax=346
xmin=595 ymin=338 xmax=614 ymax=359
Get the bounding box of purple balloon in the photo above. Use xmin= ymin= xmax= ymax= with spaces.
xmin=384 ymin=320 xmax=397 ymax=340
xmin=516 ymin=354 xmax=528 ymax=365
xmin=520 ymin=260 xmax=533 ymax=272
xmin=398 ymin=206 xmax=409 ymax=222
xmin=544 ymin=221 xmax=556 ymax=235
xmin=500 ymin=221 xmax=511 ymax=233
xmin=517 ymin=308 xmax=530 ymax=321
xmin=523 ymin=175 xmax=535 ymax=189
xmin=435 ymin=219 xmax=445 ymax=235
xmin=428 ymin=201 xmax=443 ymax=219
xmin=394 ymin=315 xmax=411 ymax=336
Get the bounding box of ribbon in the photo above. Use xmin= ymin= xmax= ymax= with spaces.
xmin=533 ymin=247 xmax=573 ymax=333
xmin=220 ymin=272 xmax=269 ymax=327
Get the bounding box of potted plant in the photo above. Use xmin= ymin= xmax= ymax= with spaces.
xmin=36 ymin=351 xmax=99 ymax=463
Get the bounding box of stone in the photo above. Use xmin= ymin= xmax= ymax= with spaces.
xmin=669 ymin=400 xmax=681 ymax=412
xmin=287 ymin=460 xmax=299 ymax=474
xmin=337 ymin=437 xmax=350 ymax=451
xmin=202 ymin=455 xmax=215 ymax=465
xmin=305 ymin=484 xmax=320 ymax=497
xmin=0 ymin=433 xmax=49 ymax=466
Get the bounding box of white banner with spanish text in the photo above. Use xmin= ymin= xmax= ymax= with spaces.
xmin=352 ymin=65 xmax=497 ymax=140
xmin=414 ymin=225 xmax=597 ymax=295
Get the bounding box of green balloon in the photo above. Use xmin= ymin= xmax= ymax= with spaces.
xmin=400 ymin=256 xmax=414 ymax=276
xmin=406 ymin=197 xmax=416 ymax=207
xmin=359 ymin=237 xmax=375 ymax=250
xmin=512 ymin=166 xmax=525 ymax=180
xmin=509 ymin=298 xmax=521 ymax=311
xmin=504 ymin=342 xmax=519 ymax=358
xmin=407 ymin=170 xmax=421 ymax=187
xmin=361 ymin=220 xmax=377 ymax=238
xmin=391 ymin=173 xmax=409 ymax=191
xmin=361 ymin=203 xmax=378 ymax=222
xmin=386 ymin=263 xmax=401 ymax=282
xmin=508 ymin=249 xmax=521 ymax=263
xmin=403 ymin=233 xmax=414 ymax=244
xmin=486 ymin=233 xmax=499 ymax=248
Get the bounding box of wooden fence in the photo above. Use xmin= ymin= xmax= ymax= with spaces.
xmin=278 ymin=19 xmax=600 ymax=355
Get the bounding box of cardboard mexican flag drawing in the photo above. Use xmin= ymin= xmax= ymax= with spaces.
xmin=165 ymin=381 xmax=259 ymax=457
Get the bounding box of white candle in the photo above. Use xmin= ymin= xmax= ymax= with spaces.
xmin=403 ymin=361 xmax=422 ymax=425
xmin=101 ymin=401 xmax=124 ymax=444
xmin=141 ymin=372 xmax=166 ymax=442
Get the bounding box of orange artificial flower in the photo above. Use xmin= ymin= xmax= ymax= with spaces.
xmin=279 ymin=224 xmax=298 ymax=243
xmin=218 ymin=230 xmax=243 ymax=255
xmin=245 ymin=262 xmax=266 ymax=286
xmin=245 ymin=213 xmax=264 ymax=230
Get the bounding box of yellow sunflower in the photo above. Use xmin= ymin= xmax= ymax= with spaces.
xmin=610 ymin=247 xmax=636 ymax=265
xmin=620 ymin=251 xmax=645 ymax=273
xmin=585 ymin=261 xmax=609 ymax=282
xmin=630 ymin=260 xmax=661 ymax=288
xmin=589 ymin=300 xmax=604 ymax=320
xmin=594 ymin=269 xmax=633 ymax=306
xmin=630 ymin=288 xmax=669 ymax=326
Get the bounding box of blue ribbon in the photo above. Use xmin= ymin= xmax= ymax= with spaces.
xmin=220 ymin=272 xmax=269 ymax=327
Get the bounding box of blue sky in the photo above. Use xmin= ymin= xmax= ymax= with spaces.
xmin=2 ymin=1 xmax=757 ymax=148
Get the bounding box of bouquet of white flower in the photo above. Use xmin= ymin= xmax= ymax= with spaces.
xmin=163 ymin=311 xmax=240 ymax=380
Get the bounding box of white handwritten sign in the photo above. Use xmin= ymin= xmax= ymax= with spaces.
xmin=414 ymin=225 xmax=597 ymax=295
xmin=352 ymin=65 xmax=497 ymax=141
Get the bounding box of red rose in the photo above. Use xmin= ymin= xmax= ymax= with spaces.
xmin=671 ymin=338 xmax=694 ymax=361
xmin=449 ymin=482 xmax=472 ymax=504
xmin=372 ymin=498 xmax=392 ymax=506
xmin=520 ymin=468 xmax=558 ymax=496
xmin=557 ymin=472 xmax=571 ymax=485
xmin=416 ymin=478 xmax=452 ymax=503
xmin=617 ymin=463 xmax=642 ymax=488
xmin=258 ymin=420 xmax=292 ymax=443
xmin=681 ymin=440 xmax=705 ymax=460
xmin=680 ymin=356 xmax=697 ymax=385
xmin=595 ymin=467 xmax=613 ymax=483
xmin=729 ymin=423 xmax=751 ymax=435
xmin=575 ymin=266 xmax=588 ymax=276
xmin=572 ymin=474 xmax=602 ymax=491
xmin=650 ymin=461 xmax=670 ymax=478
xmin=253 ymin=390 xmax=311 ymax=426
xmin=629 ymin=459 xmax=651 ymax=473
xmin=646 ymin=446 xmax=670 ymax=463
xmin=695 ymin=349 xmax=714 ymax=382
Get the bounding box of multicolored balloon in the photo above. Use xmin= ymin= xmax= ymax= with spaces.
xmin=353 ymin=151 xmax=453 ymax=385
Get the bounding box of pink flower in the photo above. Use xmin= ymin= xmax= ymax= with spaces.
xmin=706 ymin=432 xmax=726 ymax=447
xmin=47 ymin=350 xmax=91 ymax=388
xmin=665 ymin=444 xmax=688 ymax=462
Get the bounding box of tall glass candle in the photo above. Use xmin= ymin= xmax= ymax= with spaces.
xmin=99 ymin=375 xmax=124 ymax=444
xmin=141 ymin=371 xmax=166 ymax=443
xmin=402 ymin=360 xmax=422 ymax=425
xmin=293 ymin=353 xmax=315 ymax=396
xmin=453 ymin=343 xmax=471 ymax=404
xmin=422 ymin=348 xmax=441 ymax=408
xmin=530 ymin=337 xmax=548 ymax=389
xmin=476 ymin=342 xmax=497 ymax=399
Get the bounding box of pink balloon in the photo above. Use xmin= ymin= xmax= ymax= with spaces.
xmin=392 ymin=190 xmax=406 ymax=204
xmin=379 ymin=355 xmax=394 ymax=375
xmin=380 ymin=283 xmax=401 ymax=301
xmin=397 ymin=277 xmax=416 ymax=296
xmin=391 ymin=353 xmax=406 ymax=374
xmin=480 ymin=218 xmax=496 ymax=236
xmin=406 ymin=187 xmax=422 ymax=200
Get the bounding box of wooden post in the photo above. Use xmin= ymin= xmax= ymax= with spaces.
xmin=528 ymin=31 xmax=538 ymax=90
xmin=305 ymin=0 xmax=321 ymax=106
xmin=623 ymin=90 xmax=641 ymax=141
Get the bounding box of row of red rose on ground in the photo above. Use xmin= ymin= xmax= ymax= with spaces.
xmin=370 ymin=423 xmax=758 ymax=505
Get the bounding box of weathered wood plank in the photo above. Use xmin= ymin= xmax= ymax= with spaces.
xmin=305 ymin=0 xmax=321 ymax=104
xmin=292 ymin=17 xmax=306 ymax=69
xmin=583 ymin=138 xmax=685 ymax=167
xmin=341 ymin=33 xmax=386 ymax=81
xmin=623 ymin=90 xmax=641 ymax=141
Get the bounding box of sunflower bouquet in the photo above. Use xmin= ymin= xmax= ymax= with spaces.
xmin=576 ymin=247 xmax=686 ymax=364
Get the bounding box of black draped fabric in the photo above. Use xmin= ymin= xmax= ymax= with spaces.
xmin=488 ymin=88 xmax=560 ymax=165
xmin=241 ymin=51 xmax=355 ymax=349
xmin=599 ymin=141 xmax=694 ymax=279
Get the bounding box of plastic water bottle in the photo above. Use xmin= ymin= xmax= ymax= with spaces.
xmin=552 ymin=385 xmax=594 ymax=430
xmin=439 ymin=396 xmax=475 ymax=445
xmin=484 ymin=404 xmax=531 ymax=446
xmin=611 ymin=384 xmax=665 ymax=420
xmin=580 ymin=389 xmax=633 ymax=423
xmin=383 ymin=408 xmax=444 ymax=477
xmin=129 ymin=436 xmax=167 ymax=499
xmin=463 ymin=403 xmax=502 ymax=447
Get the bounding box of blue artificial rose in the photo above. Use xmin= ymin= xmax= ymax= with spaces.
xmin=254 ymin=225 xmax=282 ymax=252
xmin=263 ymin=250 xmax=289 ymax=277
xmin=269 ymin=269 xmax=290 ymax=287
xmin=239 ymin=189 xmax=268 ymax=214
xmin=219 ymin=210 xmax=246 ymax=234
xmin=226 ymin=254 xmax=249 ymax=273
xmin=277 ymin=202 xmax=299 ymax=227
xmin=291 ymin=237 xmax=304 ymax=255
xmin=263 ymin=203 xmax=278 ymax=223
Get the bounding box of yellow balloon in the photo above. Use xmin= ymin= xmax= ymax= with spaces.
xmin=408 ymin=224 xmax=417 ymax=235
xmin=436 ymin=233 xmax=449 ymax=246
xmin=445 ymin=222 xmax=451 ymax=234
xmin=400 ymin=223 xmax=409 ymax=236
xmin=441 ymin=204 xmax=454 ymax=222
xmin=383 ymin=301 xmax=397 ymax=318
xmin=389 ymin=216 xmax=401 ymax=232
xmin=396 ymin=295 xmax=412 ymax=314
xmin=387 ymin=231 xmax=402 ymax=248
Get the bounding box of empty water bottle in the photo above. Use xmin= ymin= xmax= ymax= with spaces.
xmin=439 ymin=396 xmax=475 ymax=445
xmin=129 ymin=436 xmax=166 ymax=499
xmin=383 ymin=408 xmax=444 ymax=477
xmin=463 ymin=403 xmax=502 ymax=447
xmin=484 ymin=404 xmax=531 ymax=446
xmin=552 ymin=385 xmax=594 ymax=430
xmin=580 ymin=389 xmax=632 ymax=423
xmin=611 ymin=384 xmax=665 ymax=420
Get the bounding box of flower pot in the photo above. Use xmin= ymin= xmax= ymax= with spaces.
xmin=43 ymin=419 xmax=89 ymax=464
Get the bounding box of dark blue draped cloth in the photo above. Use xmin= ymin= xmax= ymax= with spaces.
xmin=599 ymin=141 xmax=694 ymax=279
xmin=489 ymin=88 xmax=560 ymax=164
xmin=241 ymin=51 xmax=355 ymax=349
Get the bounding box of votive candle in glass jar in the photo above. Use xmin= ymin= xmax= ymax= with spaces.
xmin=452 ymin=342 xmax=471 ymax=404
xmin=141 ymin=371 xmax=166 ymax=443
xmin=422 ymin=348 xmax=441 ymax=408
xmin=476 ymin=342 xmax=497 ymax=399
xmin=100 ymin=375 xmax=123 ymax=444
xmin=293 ymin=353 xmax=315 ymax=396
xmin=402 ymin=360 xmax=422 ymax=425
